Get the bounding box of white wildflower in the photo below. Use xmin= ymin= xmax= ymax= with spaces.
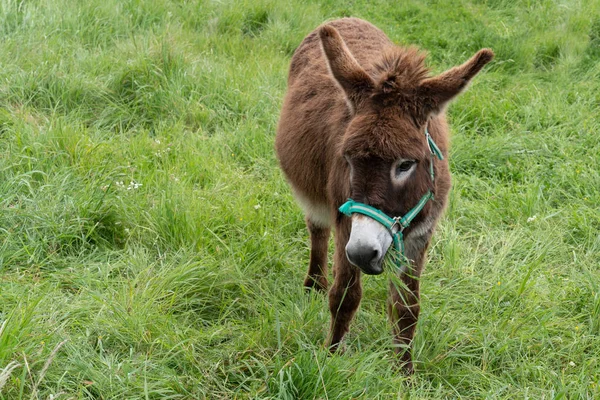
xmin=127 ymin=181 xmax=142 ymax=190
xmin=527 ymin=215 xmax=537 ymax=223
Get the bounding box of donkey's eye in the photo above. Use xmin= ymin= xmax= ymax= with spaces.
xmin=395 ymin=160 xmax=416 ymax=175
xmin=391 ymin=159 xmax=417 ymax=184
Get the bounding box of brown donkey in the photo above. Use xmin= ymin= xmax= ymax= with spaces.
xmin=275 ymin=18 xmax=492 ymax=372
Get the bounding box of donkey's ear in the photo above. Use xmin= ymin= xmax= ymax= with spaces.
xmin=319 ymin=25 xmax=375 ymax=111
xmin=418 ymin=49 xmax=494 ymax=115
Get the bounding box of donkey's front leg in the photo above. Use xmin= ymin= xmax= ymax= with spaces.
xmin=388 ymin=271 xmax=421 ymax=374
xmin=327 ymin=218 xmax=362 ymax=351
xmin=304 ymin=218 xmax=330 ymax=292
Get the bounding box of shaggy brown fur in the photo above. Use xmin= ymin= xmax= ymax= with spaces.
xmin=275 ymin=17 xmax=493 ymax=373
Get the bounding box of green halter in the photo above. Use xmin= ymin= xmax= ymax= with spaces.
xmin=339 ymin=126 xmax=443 ymax=269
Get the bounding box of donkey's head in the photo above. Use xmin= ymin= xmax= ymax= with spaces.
xmin=320 ymin=25 xmax=493 ymax=274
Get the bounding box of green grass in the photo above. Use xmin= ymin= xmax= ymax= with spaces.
xmin=0 ymin=0 xmax=599 ymax=398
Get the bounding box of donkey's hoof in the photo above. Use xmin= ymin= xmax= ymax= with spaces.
xmin=326 ymin=341 xmax=346 ymax=354
xmin=395 ymin=359 xmax=414 ymax=376
xmin=303 ymin=277 xmax=328 ymax=293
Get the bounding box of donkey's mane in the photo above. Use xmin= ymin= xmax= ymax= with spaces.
xmin=373 ymin=47 xmax=429 ymax=92
xmin=369 ymin=47 xmax=430 ymax=116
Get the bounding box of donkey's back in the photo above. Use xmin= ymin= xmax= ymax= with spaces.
xmin=288 ymin=18 xmax=391 ymax=86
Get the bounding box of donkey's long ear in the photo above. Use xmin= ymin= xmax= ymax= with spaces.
xmin=319 ymin=25 xmax=375 ymax=111
xmin=418 ymin=49 xmax=494 ymax=115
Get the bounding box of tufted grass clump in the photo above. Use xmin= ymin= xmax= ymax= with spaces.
xmin=0 ymin=0 xmax=599 ymax=398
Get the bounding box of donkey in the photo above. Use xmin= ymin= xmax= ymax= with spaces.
xmin=275 ymin=17 xmax=492 ymax=372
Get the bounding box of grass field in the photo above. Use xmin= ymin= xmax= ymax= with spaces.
xmin=0 ymin=0 xmax=599 ymax=398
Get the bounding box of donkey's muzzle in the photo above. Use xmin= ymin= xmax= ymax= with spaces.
xmin=345 ymin=215 xmax=393 ymax=275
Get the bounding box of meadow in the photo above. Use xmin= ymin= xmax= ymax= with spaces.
xmin=0 ymin=0 xmax=599 ymax=398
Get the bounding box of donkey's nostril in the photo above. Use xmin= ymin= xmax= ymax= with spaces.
xmin=346 ymin=245 xmax=382 ymax=271
xmin=368 ymin=248 xmax=381 ymax=262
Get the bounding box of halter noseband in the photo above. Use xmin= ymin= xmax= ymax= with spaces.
xmin=339 ymin=126 xmax=444 ymax=270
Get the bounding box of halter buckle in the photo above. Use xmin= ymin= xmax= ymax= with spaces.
xmin=391 ymin=216 xmax=407 ymax=233
xmin=425 ymin=127 xmax=444 ymax=161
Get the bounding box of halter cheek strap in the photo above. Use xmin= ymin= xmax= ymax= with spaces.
xmin=339 ymin=126 xmax=443 ymax=270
